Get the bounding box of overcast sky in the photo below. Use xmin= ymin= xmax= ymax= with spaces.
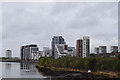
xmin=2 ymin=2 xmax=118 ymax=57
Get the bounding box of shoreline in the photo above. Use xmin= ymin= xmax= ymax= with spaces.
xmin=1 ymin=61 xmax=38 ymax=64
xmin=36 ymin=65 xmax=120 ymax=78
xmin=1 ymin=58 xmax=38 ymax=63
xmin=1 ymin=59 xmax=120 ymax=78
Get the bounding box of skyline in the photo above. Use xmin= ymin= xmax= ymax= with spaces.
xmin=2 ymin=2 xmax=118 ymax=57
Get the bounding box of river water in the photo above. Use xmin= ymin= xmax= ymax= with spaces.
xmin=2 ymin=62 xmax=47 ymax=78
xmin=1 ymin=62 xmax=109 ymax=80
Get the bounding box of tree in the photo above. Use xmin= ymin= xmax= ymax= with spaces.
xmin=118 ymin=54 xmax=120 ymax=59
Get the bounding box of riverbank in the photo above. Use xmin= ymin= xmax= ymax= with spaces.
xmin=36 ymin=65 xmax=120 ymax=78
xmin=1 ymin=58 xmax=21 ymax=62
xmin=1 ymin=58 xmax=38 ymax=63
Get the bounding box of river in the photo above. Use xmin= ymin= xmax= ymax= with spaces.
xmin=1 ymin=62 xmax=110 ymax=80
xmin=2 ymin=62 xmax=47 ymax=78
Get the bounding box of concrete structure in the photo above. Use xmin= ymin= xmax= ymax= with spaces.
xmin=90 ymin=53 xmax=115 ymax=57
xmin=67 ymin=47 xmax=76 ymax=57
xmin=37 ymin=51 xmax=44 ymax=57
xmin=94 ymin=47 xmax=99 ymax=54
xmin=83 ymin=36 xmax=90 ymax=58
xmin=6 ymin=49 xmax=12 ymax=58
xmin=20 ymin=44 xmax=39 ymax=60
xmin=24 ymin=45 xmax=30 ymax=60
xmin=54 ymin=44 xmax=68 ymax=59
xmin=119 ymin=41 xmax=120 ymax=52
xmin=99 ymin=46 xmax=107 ymax=54
xmin=76 ymin=36 xmax=90 ymax=58
xmin=111 ymin=46 xmax=118 ymax=53
xmin=20 ymin=46 xmax=25 ymax=60
xmin=76 ymin=39 xmax=83 ymax=57
xmin=30 ymin=45 xmax=39 ymax=60
xmin=51 ymin=36 xmax=66 ymax=58
xmin=43 ymin=47 xmax=52 ymax=57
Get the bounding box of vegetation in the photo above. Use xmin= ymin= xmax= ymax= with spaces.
xmin=38 ymin=56 xmax=120 ymax=72
xmin=118 ymin=54 xmax=120 ymax=59
xmin=1 ymin=58 xmax=21 ymax=62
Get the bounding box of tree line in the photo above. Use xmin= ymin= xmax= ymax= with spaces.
xmin=38 ymin=55 xmax=120 ymax=72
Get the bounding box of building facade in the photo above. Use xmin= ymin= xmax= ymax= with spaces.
xmin=67 ymin=47 xmax=76 ymax=57
xmin=37 ymin=51 xmax=44 ymax=57
xmin=83 ymin=36 xmax=90 ymax=58
xmin=29 ymin=45 xmax=39 ymax=60
xmin=99 ymin=46 xmax=107 ymax=54
xmin=76 ymin=36 xmax=90 ymax=58
xmin=54 ymin=44 xmax=68 ymax=59
xmin=76 ymin=39 xmax=83 ymax=57
xmin=51 ymin=36 xmax=66 ymax=58
xmin=111 ymin=46 xmax=118 ymax=53
xmin=94 ymin=47 xmax=99 ymax=54
xmin=20 ymin=46 xmax=25 ymax=60
xmin=20 ymin=44 xmax=39 ymax=60
xmin=43 ymin=47 xmax=52 ymax=57
xmin=6 ymin=49 xmax=12 ymax=58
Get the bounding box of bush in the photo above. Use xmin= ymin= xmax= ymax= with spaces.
xmin=118 ymin=54 xmax=120 ymax=59
xmin=38 ymin=56 xmax=120 ymax=72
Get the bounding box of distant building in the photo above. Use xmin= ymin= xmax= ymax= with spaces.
xmin=20 ymin=46 xmax=25 ymax=60
xmin=118 ymin=35 xmax=120 ymax=53
xmin=67 ymin=47 xmax=76 ymax=57
xmin=51 ymin=36 xmax=66 ymax=58
xmin=29 ymin=44 xmax=39 ymax=60
xmin=24 ymin=45 xmax=30 ymax=60
xmin=83 ymin=36 xmax=90 ymax=58
xmin=99 ymin=46 xmax=107 ymax=54
xmin=76 ymin=39 xmax=83 ymax=57
xmin=54 ymin=44 xmax=68 ymax=59
xmin=43 ymin=47 xmax=52 ymax=57
xmin=20 ymin=44 xmax=39 ymax=60
xmin=6 ymin=49 xmax=12 ymax=58
xmin=111 ymin=46 xmax=118 ymax=53
xmin=76 ymin=36 xmax=90 ymax=58
xmin=94 ymin=47 xmax=99 ymax=54
xmin=37 ymin=51 xmax=44 ymax=57
xmin=90 ymin=53 xmax=115 ymax=57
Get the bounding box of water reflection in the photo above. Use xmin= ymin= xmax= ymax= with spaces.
xmin=2 ymin=62 xmax=46 ymax=78
xmin=2 ymin=62 xmax=112 ymax=80
xmin=20 ymin=62 xmax=38 ymax=73
xmin=5 ymin=63 xmax=11 ymax=69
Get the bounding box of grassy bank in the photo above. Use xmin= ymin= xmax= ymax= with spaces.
xmin=36 ymin=65 xmax=107 ymax=78
xmin=1 ymin=58 xmax=21 ymax=62
xmin=38 ymin=56 xmax=120 ymax=78
xmin=36 ymin=64 xmax=120 ymax=78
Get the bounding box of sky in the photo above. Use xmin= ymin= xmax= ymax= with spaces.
xmin=2 ymin=2 xmax=118 ymax=57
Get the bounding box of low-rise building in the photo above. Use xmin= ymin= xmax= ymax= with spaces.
xmin=6 ymin=49 xmax=12 ymax=58
xmin=99 ymin=46 xmax=107 ymax=54
xmin=94 ymin=47 xmax=99 ymax=54
xmin=43 ymin=47 xmax=52 ymax=57
xmin=67 ymin=47 xmax=76 ymax=57
xmin=111 ymin=46 xmax=118 ymax=53
xmin=90 ymin=53 xmax=115 ymax=57
xmin=37 ymin=51 xmax=44 ymax=57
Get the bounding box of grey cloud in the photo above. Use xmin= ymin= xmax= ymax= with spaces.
xmin=2 ymin=2 xmax=118 ymax=57
xmin=68 ymin=2 xmax=117 ymax=29
xmin=92 ymin=32 xmax=118 ymax=41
